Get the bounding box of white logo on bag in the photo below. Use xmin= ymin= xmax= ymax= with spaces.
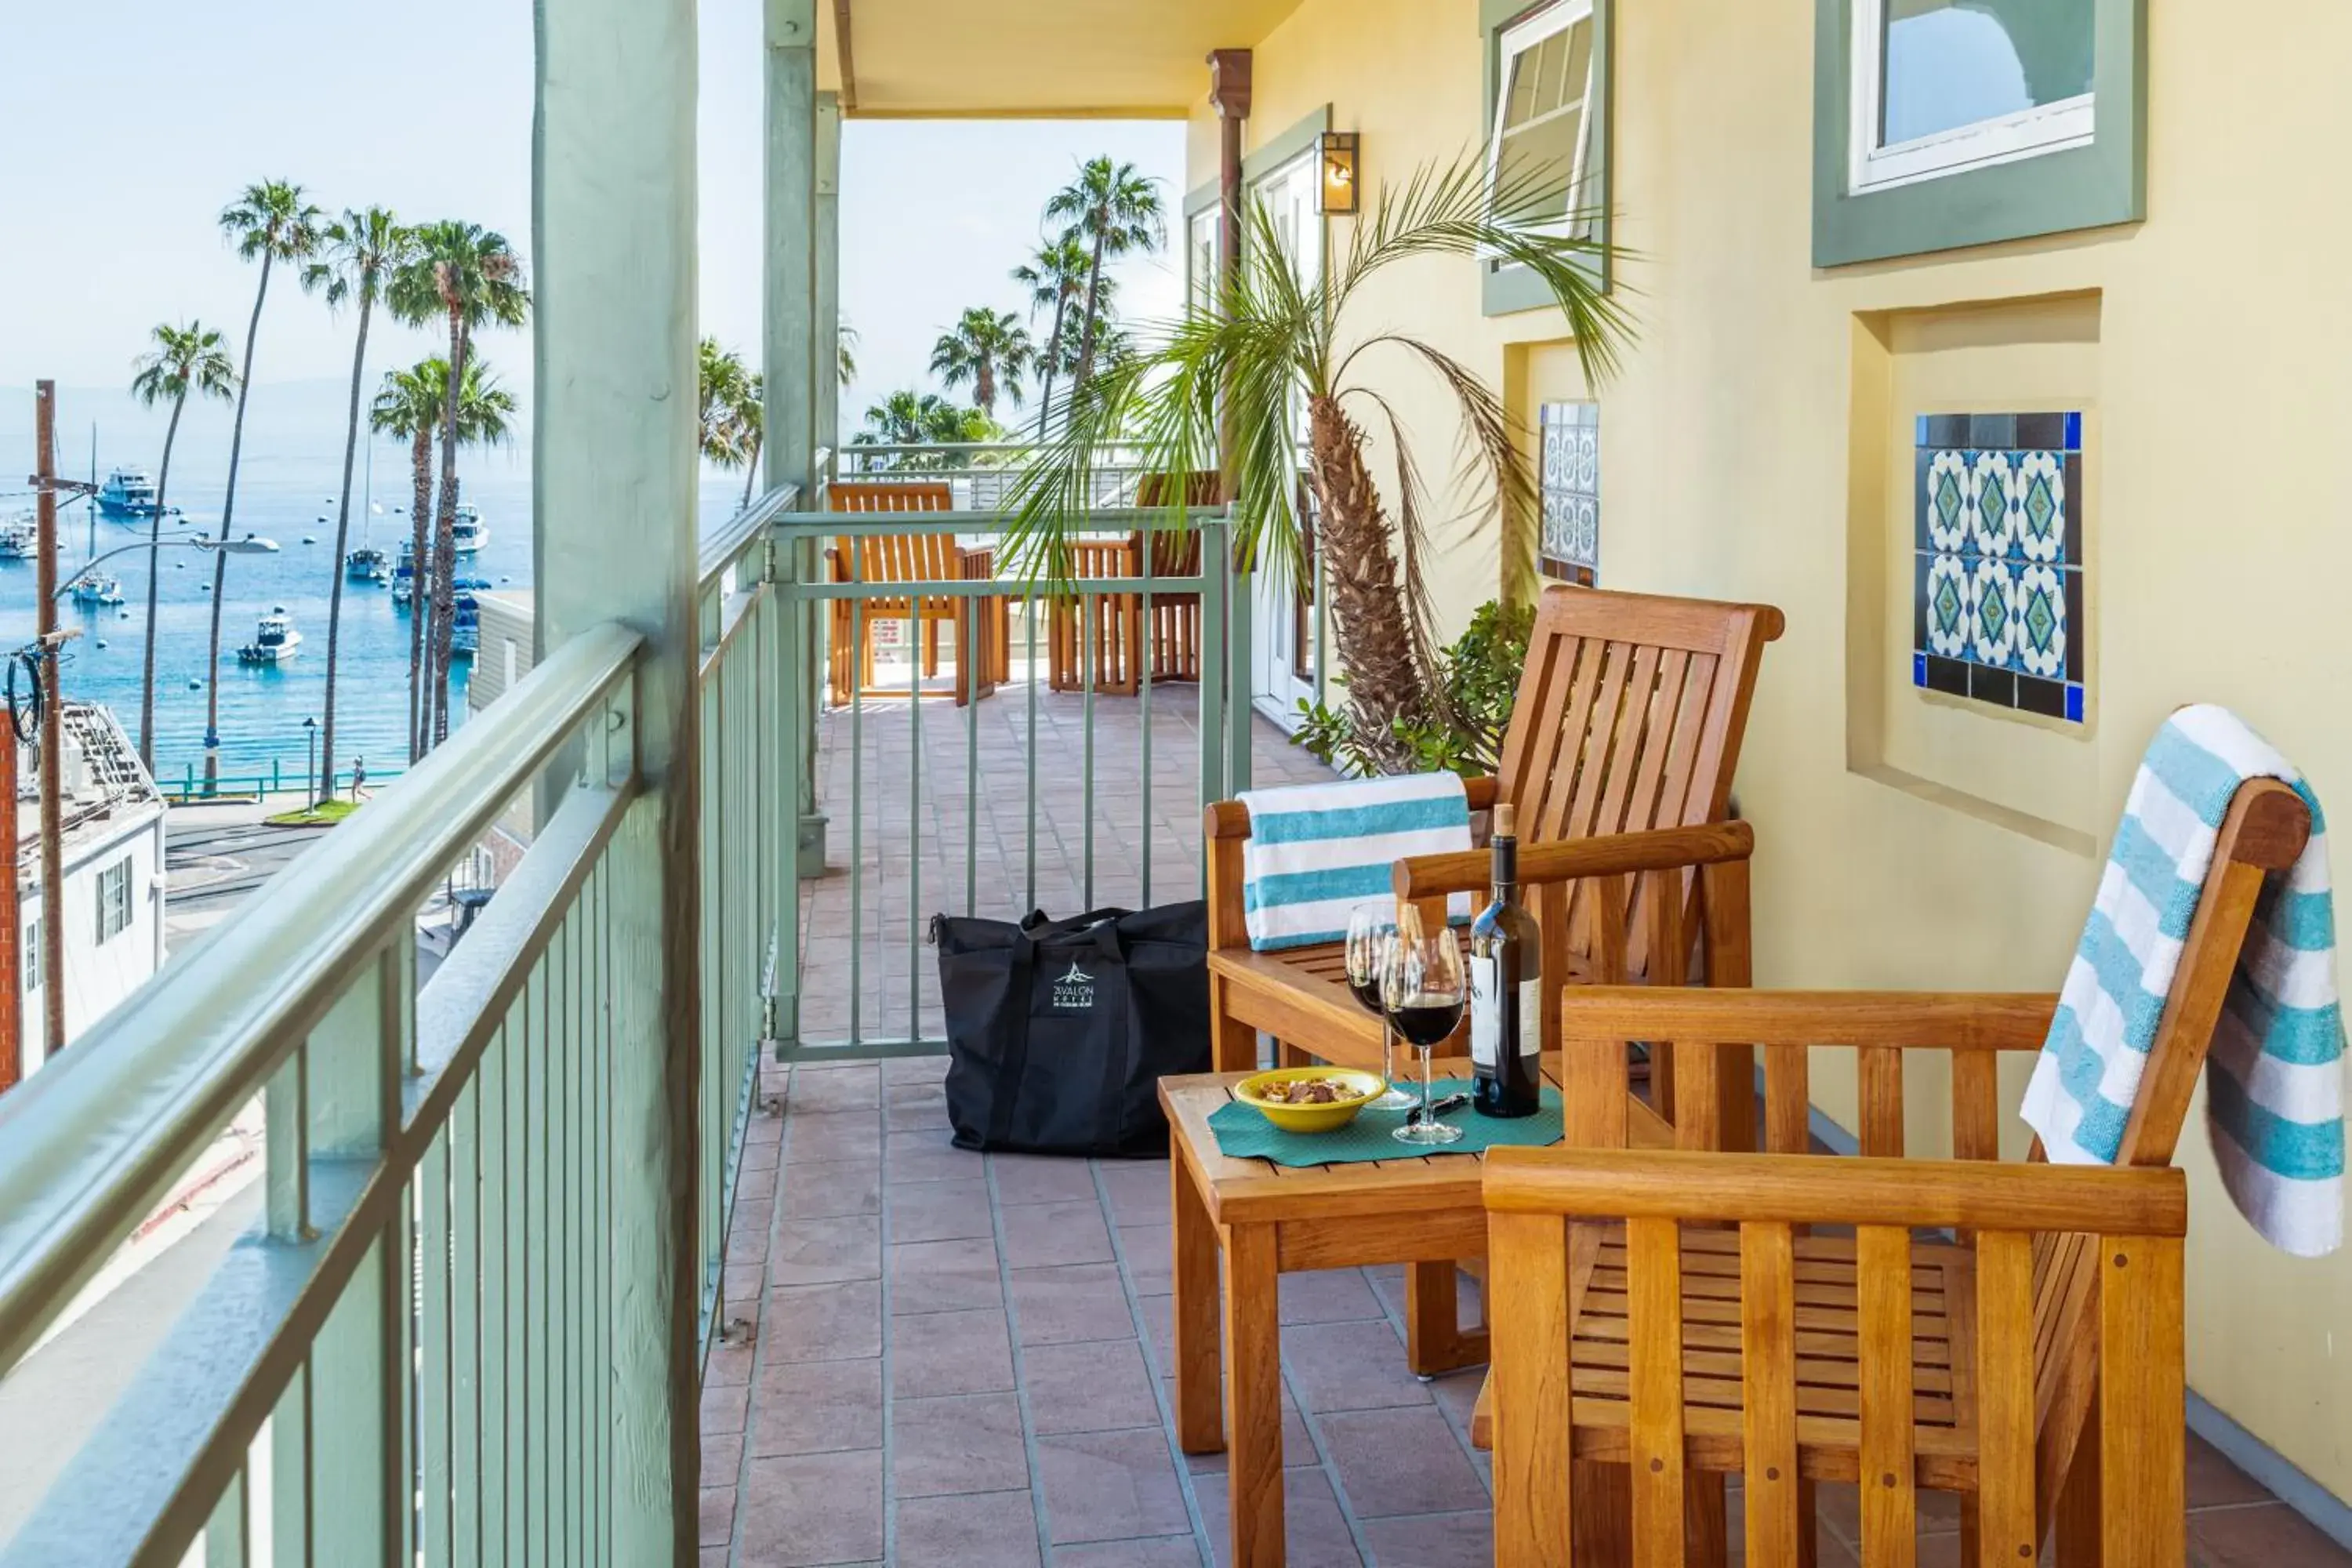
xmin=1052 ymin=960 xmax=1095 ymax=1010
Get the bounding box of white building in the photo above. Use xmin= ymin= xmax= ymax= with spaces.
xmin=15 ymin=704 xmax=167 ymax=1078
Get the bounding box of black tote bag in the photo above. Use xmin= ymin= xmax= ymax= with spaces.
xmin=931 ymin=903 xmax=1210 ymax=1157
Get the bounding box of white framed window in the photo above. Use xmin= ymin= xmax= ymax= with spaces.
xmin=1186 ymin=206 xmax=1221 ymax=317
xmin=23 ymin=918 xmax=37 ymax=992
xmin=95 ymin=856 xmax=132 ymax=945
xmin=1849 ymin=0 xmax=2094 ymax=194
xmin=1486 ymin=0 xmax=1598 ymax=236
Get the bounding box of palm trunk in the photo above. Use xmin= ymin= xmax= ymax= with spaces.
xmin=320 ymin=290 xmax=373 ymax=807
xmin=1035 ymin=294 xmax=1069 ymax=440
xmin=205 ymin=251 xmax=273 ymax=793
xmin=1306 ymin=394 xmax=1430 ymax=771
xmin=407 ymin=428 xmax=431 ymax=761
xmin=1072 ymin=229 xmax=1109 ymax=404
xmin=741 ymin=430 xmax=763 ymax=508
xmin=139 ymin=394 xmax=187 ymax=773
xmin=429 ymin=312 xmax=466 ymax=749
xmin=977 ymin=361 xmax=996 ymax=420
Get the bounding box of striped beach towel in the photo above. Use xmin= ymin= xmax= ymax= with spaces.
xmin=1237 ymin=773 xmax=1475 ymax=953
xmin=2020 ymin=706 xmax=2344 ymax=1257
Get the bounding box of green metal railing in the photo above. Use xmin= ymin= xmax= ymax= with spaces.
xmin=0 ymin=489 xmax=797 ymax=1565
xmin=766 ymin=497 xmax=1254 ymax=1062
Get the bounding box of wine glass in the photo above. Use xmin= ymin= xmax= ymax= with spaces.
xmin=1381 ymin=907 xmax=1468 ymax=1146
xmin=1344 ymin=905 xmax=1417 ymax=1110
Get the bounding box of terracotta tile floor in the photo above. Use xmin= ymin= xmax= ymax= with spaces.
xmin=704 ymin=679 xmax=2352 ymax=1565
xmin=704 ymin=1058 xmax=2352 ymax=1567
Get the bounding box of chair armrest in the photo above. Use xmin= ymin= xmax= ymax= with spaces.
xmin=1482 ymin=1147 xmax=2185 ymax=1237
xmin=1553 ymin=986 xmax=2059 ymax=1052
xmin=956 ymin=545 xmax=995 ymax=576
xmin=1393 ymin=820 xmax=1754 ymax=902
xmin=1203 ymin=800 xmax=1254 ymax=840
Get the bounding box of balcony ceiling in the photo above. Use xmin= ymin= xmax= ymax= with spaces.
xmin=818 ymin=0 xmax=1307 ymax=118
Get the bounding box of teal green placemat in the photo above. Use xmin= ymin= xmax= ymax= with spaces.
xmin=1207 ymin=1078 xmax=1564 ymax=1167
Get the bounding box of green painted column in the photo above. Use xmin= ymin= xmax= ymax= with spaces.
xmin=532 ymin=0 xmax=702 ymax=1558
xmin=767 ymin=0 xmax=826 ymax=877
xmin=815 ymin=93 xmax=841 ymax=467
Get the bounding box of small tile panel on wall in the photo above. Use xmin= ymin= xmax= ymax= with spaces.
xmin=1912 ymin=411 xmax=2085 ymax=722
xmin=1540 ymin=401 xmax=1599 ymax=586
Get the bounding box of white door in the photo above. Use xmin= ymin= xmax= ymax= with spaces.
xmin=1249 ymin=151 xmax=1323 ymax=726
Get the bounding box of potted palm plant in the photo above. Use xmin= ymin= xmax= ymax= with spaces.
xmin=1006 ymin=155 xmax=1633 ymax=772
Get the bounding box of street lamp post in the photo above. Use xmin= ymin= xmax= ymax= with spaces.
xmin=303 ymin=716 xmax=319 ymax=809
xmin=52 ymin=532 xmax=280 ymax=601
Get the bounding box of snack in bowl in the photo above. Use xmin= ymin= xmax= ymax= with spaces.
xmin=1234 ymin=1066 xmax=1388 ymax=1134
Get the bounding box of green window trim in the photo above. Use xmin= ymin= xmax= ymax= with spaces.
xmin=1812 ymin=0 xmax=2146 ymax=267
xmin=1243 ymin=106 xmax=1333 ymax=188
xmin=1482 ymin=0 xmax=1613 ymax=318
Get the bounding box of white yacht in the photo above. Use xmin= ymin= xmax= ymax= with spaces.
xmin=70 ymin=574 xmax=126 ymax=607
xmin=346 ymin=546 xmax=391 ymax=584
xmin=452 ymin=503 xmax=487 ymax=555
xmin=97 ymin=466 xmax=161 ymax=517
xmin=0 ymin=512 xmax=34 ymax=560
xmin=236 ymin=607 xmax=303 ymax=665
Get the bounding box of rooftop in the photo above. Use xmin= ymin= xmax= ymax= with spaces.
xmin=14 ymin=704 xmax=162 ymax=871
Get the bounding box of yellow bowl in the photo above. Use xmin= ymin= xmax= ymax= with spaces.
xmin=1232 ymin=1066 xmax=1390 ymax=1134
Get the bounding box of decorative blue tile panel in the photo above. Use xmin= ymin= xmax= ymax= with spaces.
xmin=1540 ymin=401 xmax=1599 ymax=586
xmin=1911 ymin=410 xmax=2085 ymax=722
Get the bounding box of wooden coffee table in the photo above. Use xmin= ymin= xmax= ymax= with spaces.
xmin=1162 ymin=1067 xmax=1693 ymax=1568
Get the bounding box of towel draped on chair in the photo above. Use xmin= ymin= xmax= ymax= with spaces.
xmin=1236 ymin=773 xmax=1475 ymax=953
xmin=2021 ymin=704 xmax=2345 ymax=1257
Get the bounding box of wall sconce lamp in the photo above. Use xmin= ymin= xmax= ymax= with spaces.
xmin=1318 ymin=131 xmax=1360 ymax=216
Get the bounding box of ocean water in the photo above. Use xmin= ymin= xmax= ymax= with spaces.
xmin=0 ymin=383 xmax=753 ymax=787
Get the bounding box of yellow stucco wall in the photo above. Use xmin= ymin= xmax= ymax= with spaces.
xmin=1194 ymin=0 xmax=2352 ymax=1503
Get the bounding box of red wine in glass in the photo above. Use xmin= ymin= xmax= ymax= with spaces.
xmin=1389 ymin=996 xmax=1465 ymax=1048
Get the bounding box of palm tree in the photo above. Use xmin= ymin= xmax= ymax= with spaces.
xmin=127 ymin=322 xmax=235 ymax=771
xmin=390 ymin=222 xmax=529 ymax=749
xmin=929 ymin=308 xmax=1033 ymax=419
xmin=308 ymin=208 xmax=410 ymax=807
xmin=838 ymin=321 xmax=860 ymax=388
xmin=699 ymin=337 xmax=755 ymax=467
xmin=372 ymin=358 xmax=518 ymax=757
xmin=699 ymin=339 xmax=770 ymax=508
xmin=1009 ymin=156 xmax=1632 ymax=771
xmin=1011 ymin=233 xmax=1095 ymax=437
xmin=854 ymin=391 xmax=999 ymax=467
xmin=205 ymin=181 xmax=322 ymax=790
xmin=734 ymin=376 xmax=766 ymax=506
xmin=1044 ymin=158 xmax=1165 ymax=406
xmin=371 ymin=364 xmax=441 ymax=757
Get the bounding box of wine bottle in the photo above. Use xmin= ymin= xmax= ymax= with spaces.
xmin=1469 ymin=803 xmax=1543 ymax=1118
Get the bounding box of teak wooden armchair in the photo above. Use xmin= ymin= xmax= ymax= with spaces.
xmin=1479 ymin=775 xmax=2313 ymax=1567
xmin=1202 ymin=584 xmax=1785 ymax=1085
xmin=823 ymin=482 xmax=1007 ymax=706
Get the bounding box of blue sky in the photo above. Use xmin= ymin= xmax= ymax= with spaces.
xmin=0 ymin=0 xmax=1185 ymax=431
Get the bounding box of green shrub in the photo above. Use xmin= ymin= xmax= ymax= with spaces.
xmin=1294 ymin=598 xmax=1534 ymax=778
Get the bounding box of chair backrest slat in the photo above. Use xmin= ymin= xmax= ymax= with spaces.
xmin=1976 ymin=1230 xmax=2040 ymax=1563
xmin=1491 ymin=588 xmax=1784 ymax=983
xmin=1854 ymin=1224 xmax=1919 ymax=1559
xmin=1737 ymin=1223 xmax=1804 ymax=1567
xmin=1625 ymin=1218 xmax=1689 ymax=1566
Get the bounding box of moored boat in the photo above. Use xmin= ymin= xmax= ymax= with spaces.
xmin=452 ymin=503 xmax=487 ymax=555
xmin=69 ymin=574 xmax=126 ymax=607
xmin=347 ymin=546 xmax=391 ymax=584
xmin=236 ymin=607 xmax=303 ymax=665
xmin=97 ymin=466 xmax=161 ymax=517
